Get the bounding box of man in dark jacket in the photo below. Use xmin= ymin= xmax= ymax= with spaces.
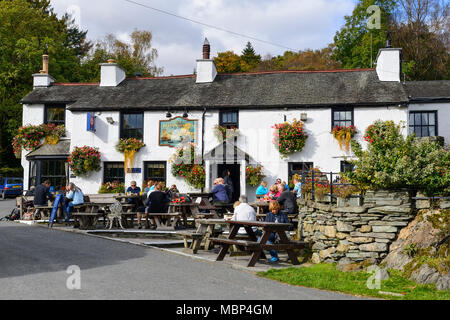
xmin=276 ymin=184 xmax=298 ymax=214
xmin=33 ymin=180 xmax=52 ymax=206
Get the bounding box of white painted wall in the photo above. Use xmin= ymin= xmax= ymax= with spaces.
xmin=409 ymin=102 xmax=450 ymax=143
xmin=22 ymin=100 xmax=449 ymax=198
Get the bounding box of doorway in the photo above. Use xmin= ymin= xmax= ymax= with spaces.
xmin=217 ymin=164 xmax=240 ymax=202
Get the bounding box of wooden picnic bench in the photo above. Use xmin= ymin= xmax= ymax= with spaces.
xmin=148 ymin=212 xmax=182 ymax=231
xmin=210 ymin=220 xmax=306 ymax=267
xmin=177 ymin=219 xmax=228 ymax=254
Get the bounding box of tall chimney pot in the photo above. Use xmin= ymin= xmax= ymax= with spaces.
xmin=40 ymin=54 xmax=49 ymax=74
xmin=203 ymin=38 xmax=210 ymax=60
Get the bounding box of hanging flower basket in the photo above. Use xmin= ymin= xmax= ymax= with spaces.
xmin=68 ymin=146 xmax=102 ymax=177
xmin=213 ymin=124 xmax=239 ymax=142
xmin=332 ymin=125 xmax=357 ymax=152
xmin=12 ymin=124 xmax=66 ymax=158
xmin=116 ymin=138 xmax=145 ymax=174
xmin=272 ymin=119 xmax=308 ymax=159
xmin=246 ymin=165 xmax=265 ymax=187
xmin=169 ymin=143 xmax=205 ymax=189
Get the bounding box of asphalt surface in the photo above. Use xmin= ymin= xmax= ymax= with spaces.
xmin=0 ymin=199 xmax=361 ymax=300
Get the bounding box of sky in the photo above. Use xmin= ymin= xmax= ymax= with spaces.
xmin=51 ymin=0 xmax=357 ymax=76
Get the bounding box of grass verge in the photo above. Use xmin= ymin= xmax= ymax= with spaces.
xmin=257 ymin=263 xmax=450 ymax=300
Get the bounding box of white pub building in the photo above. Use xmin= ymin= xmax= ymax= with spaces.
xmin=20 ymin=40 xmax=450 ymax=200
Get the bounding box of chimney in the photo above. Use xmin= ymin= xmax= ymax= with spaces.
xmin=100 ymin=59 xmax=126 ymax=87
xmin=375 ymin=47 xmax=402 ymax=82
xmin=33 ymin=55 xmax=55 ymax=87
xmin=196 ymin=38 xmax=217 ymax=84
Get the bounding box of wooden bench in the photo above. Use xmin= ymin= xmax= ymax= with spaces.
xmin=34 ymin=205 xmax=54 ymax=220
xmin=177 ymin=231 xmax=205 ymax=254
xmin=177 ymin=219 xmax=227 ymax=254
xmin=72 ymin=212 xmax=104 ymax=230
xmin=148 ymin=212 xmax=181 ymax=231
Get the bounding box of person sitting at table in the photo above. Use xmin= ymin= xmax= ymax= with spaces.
xmin=166 ymin=184 xmax=179 ymax=200
xmin=144 ymin=183 xmax=170 ymax=229
xmin=276 ymin=184 xmax=298 ymax=215
xmin=143 ymin=180 xmax=153 ymax=194
xmin=231 ymin=195 xmax=257 ymax=235
xmin=282 ymin=181 xmax=290 ymax=191
xmin=126 ymin=181 xmax=141 ymax=203
xmin=266 ymin=185 xmax=280 ymax=200
xmin=263 ymin=201 xmax=289 ymax=263
xmin=293 ymin=177 xmax=302 ymax=198
xmin=65 ymin=183 xmax=84 ymax=221
xmin=255 ymin=181 xmax=268 ymax=198
xmin=211 ymin=178 xmax=230 ymax=204
xmin=33 ymin=180 xmax=52 ymax=207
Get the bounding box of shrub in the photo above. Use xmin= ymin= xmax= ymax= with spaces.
xmin=98 ymin=182 xmax=125 ymax=194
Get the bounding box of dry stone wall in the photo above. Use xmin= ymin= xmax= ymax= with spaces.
xmin=299 ymin=190 xmax=416 ymax=264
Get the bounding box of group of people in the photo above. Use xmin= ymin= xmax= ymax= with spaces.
xmin=230 ymin=194 xmax=291 ymax=263
xmin=256 ymin=177 xmax=302 ymax=201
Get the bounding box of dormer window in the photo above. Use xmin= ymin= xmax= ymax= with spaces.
xmin=44 ymin=105 xmax=65 ymax=126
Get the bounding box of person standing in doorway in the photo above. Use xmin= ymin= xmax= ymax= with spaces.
xmin=222 ymin=169 xmax=234 ymax=201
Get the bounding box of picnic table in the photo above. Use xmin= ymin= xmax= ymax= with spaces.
xmin=189 ymin=193 xmax=220 ymax=218
xmin=250 ymin=201 xmax=271 ymax=215
xmin=177 ymin=219 xmax=228 ymax=254
xmin=148 ymin=212 xmax=182 ymax=231
xmin=256 ymin=213 xmax=298 ymax=224
xmin=210 ymin=220 xmax=306 ymax=267
xmin=168 ymin=202 xmax=200 ymax=227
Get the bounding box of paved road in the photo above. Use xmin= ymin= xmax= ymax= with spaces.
xmin=0 ymin=200 xmax=361 ymax=300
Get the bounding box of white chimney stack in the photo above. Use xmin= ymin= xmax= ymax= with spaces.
xmin=375 ymin=48 xmax=402 ymax=82
xmin=33 ymin=54 xmax=55 ymax=87
xmin=196 ymin=38 xmax=217 ymax=84
xmin=100 ymin=59 xmax=126 ymax=87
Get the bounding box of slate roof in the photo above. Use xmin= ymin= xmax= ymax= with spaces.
xmin=404 ymin=81 xmax=450 ymax=102
xmin=26 ymin=140 xmax=71 ymax=159
xmin=21 ymin=70 xmax=410 ymax=111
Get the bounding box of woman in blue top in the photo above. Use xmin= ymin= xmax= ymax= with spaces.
xmin=65 ymin=182 xmax=84 ymax=219
xmin=255 ymin=181 xmax=268 ymax=197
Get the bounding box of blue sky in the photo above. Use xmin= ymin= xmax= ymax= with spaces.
xmin=51 ymin=0 xmax=357 ymax=75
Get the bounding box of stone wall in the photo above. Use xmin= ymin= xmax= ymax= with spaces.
xmin=299 ymin=190 xmax=417 ymax=264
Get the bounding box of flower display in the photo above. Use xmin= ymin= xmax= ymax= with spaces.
xmin=170 ymin=143 xmax=205 ymax=189
xmin=213 ymin=124 xmax=239 ymax=142
xmin=98 ymin=181 xmax=125 ymax=194
xmin=332 ymin=125 xmax=357 ymax=152
xmin=272 ymin=119 xmax=308 ymax=158
xmin=12 ymin=124 xmax=65 ymax=158
xmin=68 ymin=146 xmax=102 ymax=176
xmin=116 ymin=138 xmax=145 ymax=174
xmin=172 ymin=196 xmax=186 ymax=203
xmin=246 ymin=165 xmax=265 ymax=187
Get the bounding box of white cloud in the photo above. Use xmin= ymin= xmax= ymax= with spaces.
xmin=51 ymin=0 xmax=355 ymax=75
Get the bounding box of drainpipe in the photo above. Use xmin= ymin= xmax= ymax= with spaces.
xmin=201 ymin=107 xmax=207 ymax=192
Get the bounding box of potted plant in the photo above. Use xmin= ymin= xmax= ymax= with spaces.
xmin=272 ymin=119 xmax=308 ymax=159
xmin=68 ymin=146 xmax=102 ymax=177
xmin=332 ymin=125 xmax=357 ymax=152
xmin=246 ymin=165 xmax=265 ymax=187
xmin=116 ymin=138 xmax=145 ymax=173
xmin=213 ymin=124 xmax=239 ymax=142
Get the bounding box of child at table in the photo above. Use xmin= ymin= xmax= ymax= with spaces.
xmin=261 ymin=201 xmax=289 ymax=263
xmin=266 ymin=185 xmax=280 ymax=200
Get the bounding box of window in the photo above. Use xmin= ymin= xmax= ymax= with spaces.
xmin=288 ymin=162 xmax=314 ymax=186
xmin=409 ymin=111 xmax=438 ymax=137
xmin=332 ymin=107 xmax=354 ymax=129
xmin=121 ymin=112 xmax=144 ymax=139
xmin=340 ymin=161 xmax=355 ymax=173
xmin=144 ymin=162 xmax=166 ymax=185
xmin=40 ymin=159 xmax=69 ymax=191
xmin=104 ymin=162 xmax=125 ymax=184
xmin=45 ymin=105 xmax=66 ymax=126
xmin=219 ymin=110 xmax=239 ymax=129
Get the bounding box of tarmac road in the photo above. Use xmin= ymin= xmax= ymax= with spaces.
xmin=0 ymin=199 xmax=362 ymax=300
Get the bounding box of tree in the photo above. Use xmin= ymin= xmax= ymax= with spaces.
xmin=0 ymin=0 xmax=89 ymax=166
xmin=214 ymin=51 xmax=243 ymax=73
xmin=241 ymin=42 xmax=261 ymax=71
xmin=80 ymin=30 xmax=163 ymax=82
xmin=391 ymin=0 xmax=449 ymax=80
xmin=332 ymin=0 xmax=397 ymax=69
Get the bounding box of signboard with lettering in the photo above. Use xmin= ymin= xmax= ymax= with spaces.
xmin=159 ymin=117 xmax=198 ymax=148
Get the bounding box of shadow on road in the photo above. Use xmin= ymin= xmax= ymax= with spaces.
xmin=0 ymin=222 xmax=148 ymax=279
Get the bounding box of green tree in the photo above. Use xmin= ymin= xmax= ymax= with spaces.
xmin=214 ymin=51 xmax=243 ymax=73
xmin=241 ymin=42 xmax=261 ymax=71
xmin=332 ymin=0 xmax=397 ymax=69
xmin=0 ymin=0 xmax=89 ymax=166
